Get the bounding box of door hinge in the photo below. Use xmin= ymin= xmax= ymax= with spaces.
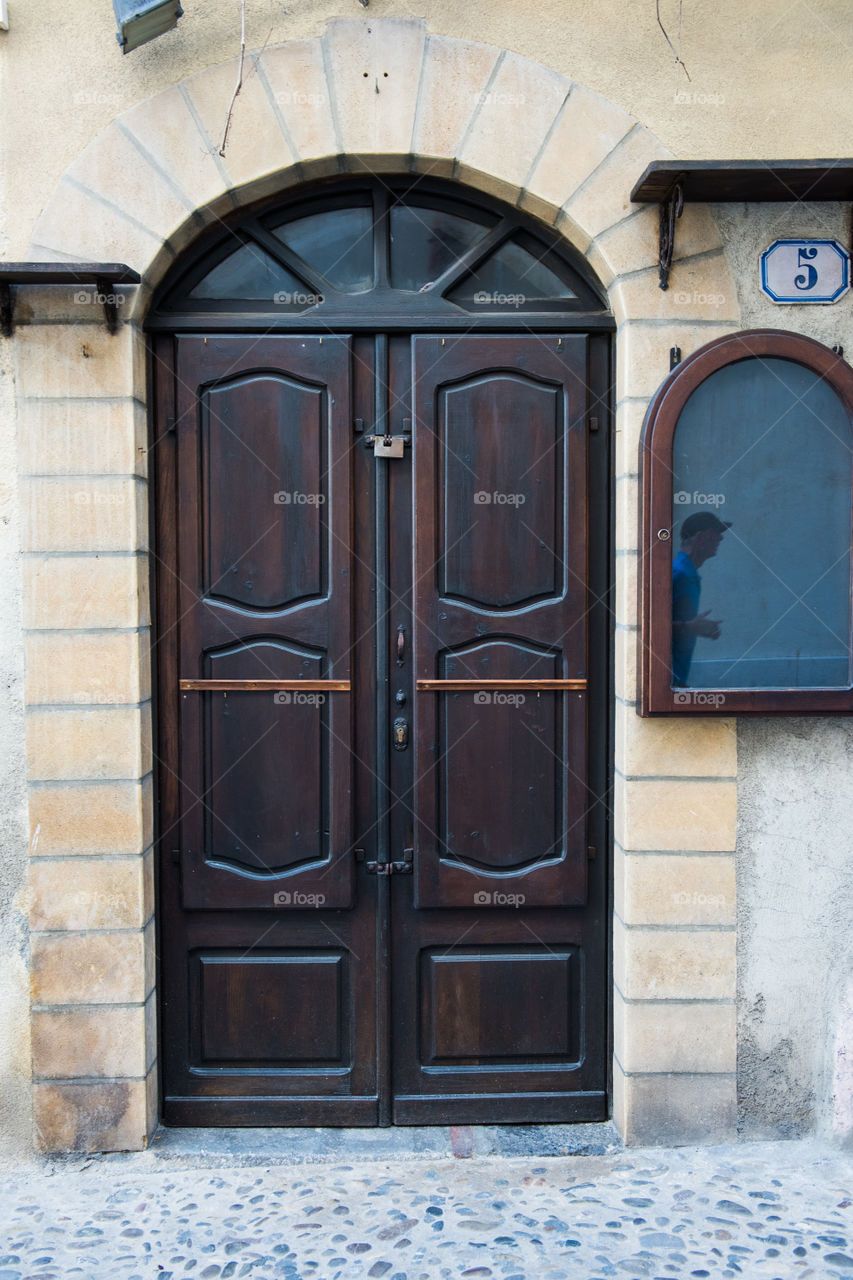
xmin=587 ymin=844 xmax=597 ymax=861
xmin=589 ymin=415 xmax=599 ymax=432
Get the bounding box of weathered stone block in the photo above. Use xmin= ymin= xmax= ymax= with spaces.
xmin=32 ymin=1005 xmax=147 ymax=1078
xmin=22 ymin=556 xmax=149 ymax=631
xmin=616 ymin=778 xmax=737 ymax=851
xmin=616 ymin=851 xmax=736 ymax=926
xmin=31 ymin=932 xmax=147 ymax=1006
xmin=26 ymin=630 xmax=150 ymax=706
xmin=613 ymin=1063 xmax=737 ymax=1146
xmin=33 ymin=1080 xmax=148 ymax=1153
xmin=614 ymin=990 xmax=736 ymax=1073
xmin=29 ymin=855 xmax=151 ymax=932
xmin=26 ymin=705 xmax=151 ymax=781
xmin=614 ymin=917 xmax=736 ymax=1000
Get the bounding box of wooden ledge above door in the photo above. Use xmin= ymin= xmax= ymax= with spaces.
xmin=631 ymin=159 xmax=853 ymax=289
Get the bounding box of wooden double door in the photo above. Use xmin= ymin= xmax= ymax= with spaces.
xmin=154 ymin=330 xmax=610 ymax=1125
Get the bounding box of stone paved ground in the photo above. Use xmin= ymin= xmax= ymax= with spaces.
xmin=0 ymin=1137 xmax=851 ymax=1279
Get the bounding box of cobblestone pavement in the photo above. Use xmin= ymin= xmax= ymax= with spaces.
xmin=0 ymin=1137 xmax=851 ymax=1279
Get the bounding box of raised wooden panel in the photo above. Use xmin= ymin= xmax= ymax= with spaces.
xmin=201 ymin=373 xmax=326 ymax=611
xmin=413 ymin=336 xmax=589 ymax=910
xmin=174 ymin=336 xmax=353 ymax=913
xmin=439 ymin=373 xmax=563 ymax=610
xmin=202 ymin=642 xmax=328 ymax=875
xmin=420 ymin=949 xmax=578 ymax=1064
xmin=438 ymin=641 xmax=563 ymax=872
xmin=197 ymin=953 xmax=346 ymax=1065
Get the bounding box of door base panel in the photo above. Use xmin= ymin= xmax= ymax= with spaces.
xmin=393 ymin=1093 xmax=608 ymax=1126
xmin=163 ymin=1098 xmax=381 ymax=1127
xmin=164 ymin=1094 xmax=608 ymax=1127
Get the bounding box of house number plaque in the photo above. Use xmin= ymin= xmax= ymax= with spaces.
xmin=760 ymin=238 xmax=850 ymax=304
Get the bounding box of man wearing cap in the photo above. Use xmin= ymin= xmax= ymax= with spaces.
xmin=671 ymin=511 xmax=732 ymax=686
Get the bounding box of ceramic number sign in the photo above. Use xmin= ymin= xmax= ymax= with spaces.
xmin=760 ymin=238 xmax=850 ymax=303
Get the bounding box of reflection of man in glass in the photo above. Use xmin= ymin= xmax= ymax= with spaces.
xmin=672 ymin=511 xmax=732 ymax=687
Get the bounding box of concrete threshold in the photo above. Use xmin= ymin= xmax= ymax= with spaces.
xmin=92 ymin=1121 xmax=623 ymax=1169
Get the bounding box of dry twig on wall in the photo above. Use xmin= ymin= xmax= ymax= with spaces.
xmin=219 ymin=0 xmax=247 ymax=157
xmin=657 ymin=0 xmax=691 ymax=81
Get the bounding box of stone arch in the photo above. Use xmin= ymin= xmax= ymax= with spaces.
xmin=30 ymin=19 xmax=738 ymax=330
xmin=23 ymin=18 xmax=741 ymax=1151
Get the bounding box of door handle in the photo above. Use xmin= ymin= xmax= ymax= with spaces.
xmin=416 ymin=679 xmax=586 ymax=691
xmin=180 ymin=679 xmax=350 ymax=691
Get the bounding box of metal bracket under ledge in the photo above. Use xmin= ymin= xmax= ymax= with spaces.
xmin=0 ymin=263 xmax=141 ymax=336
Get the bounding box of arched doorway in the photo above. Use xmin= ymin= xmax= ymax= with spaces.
xmin=148 ymin=175 xmax=614 ymax=1126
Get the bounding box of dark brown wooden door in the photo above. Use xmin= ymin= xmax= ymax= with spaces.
xmin=154 ymin=330 xmax=610 ymax=1126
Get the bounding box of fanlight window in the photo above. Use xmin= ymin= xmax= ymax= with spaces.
xmin=640 ymin=329 xmax=853 ymax=714
xmin=152 ymin=179 xmax=607 ymax=322
xmin=269 ymin=205 xmax=374 ymax=293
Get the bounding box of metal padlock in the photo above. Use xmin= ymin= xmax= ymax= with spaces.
xmin=374 ymin=435 xmax=405 ymax=458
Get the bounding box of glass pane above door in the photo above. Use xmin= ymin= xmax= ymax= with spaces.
xmin=269 ymin=207 xmax=374 ymax=292
xmin=188 ymin=244 xmax=309 ymax=303
xmin=448 ymin=238 xmax=578 ymax=309
xmin=389 ymin=205 xmax=492 ymax=291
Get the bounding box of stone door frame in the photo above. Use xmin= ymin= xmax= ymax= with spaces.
xmin=20 ymin=17 xmax=739 ymax=1152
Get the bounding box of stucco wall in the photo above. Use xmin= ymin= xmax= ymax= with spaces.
xmin=0 ymin=337 xmax=31 ymax=1161
xmin=737 ymin=719 xmax=853 ymax=1139
xmin=715 ymin=202 xmax=853 ymax=1141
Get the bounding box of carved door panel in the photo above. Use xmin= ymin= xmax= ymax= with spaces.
xmin=411 ymin=336 xmax=589 ymax=909
xmin=174 ymin=337 xmax=354 ymax=912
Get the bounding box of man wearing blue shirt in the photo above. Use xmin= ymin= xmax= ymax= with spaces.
xmin=672 ymin=511 xmax=731 ymax=687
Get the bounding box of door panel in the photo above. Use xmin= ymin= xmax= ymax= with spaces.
xmin=194 ymin=950 xmax=349 ymax=1067
xmin=419 ymin=948 xmax=580 ymax=1064
xmin=202 ymin=645 xmax=328 ymax=875
xmin=158 ymin=335 xmax=378 ymax=1125
xmin=437 ymin=642 xmax=566 ymax=873
xmin=201 ymin=373 xmax=327 ymax=609
xmin=439 ymin=373 xmax=564 ymax=607
xmin=174 ymin=336 xmax=353 ymax=911
xmin=411 ymin=336 xmax=589 ymax=911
